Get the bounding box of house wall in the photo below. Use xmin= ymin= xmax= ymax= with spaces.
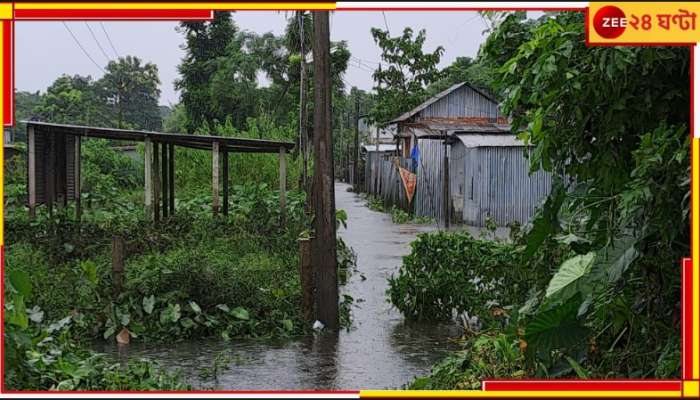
xmin=462 ymin=145 xmax=552 ymax=227
xmin=414 ymin=139 xmax=450 ymax=222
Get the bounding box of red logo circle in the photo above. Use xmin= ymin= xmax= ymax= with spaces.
xmin=593 ymin=6 xmax=627 ymax=39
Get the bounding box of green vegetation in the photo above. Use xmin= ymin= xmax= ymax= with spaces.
xmin=5 ymin=268 xmax=189 ymax=390
xmin=391 ymin=11 xmax=687 ymax=387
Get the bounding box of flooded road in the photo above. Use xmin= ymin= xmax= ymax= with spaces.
xmin=99 ymin=182 xmax=463 ymax=390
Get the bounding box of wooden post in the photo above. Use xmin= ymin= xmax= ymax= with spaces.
xmin=112 ymin=236 xmax=125 ymax=297
xmin=279 ymin=146 xmax=286 ymax=225
xmin=27 ymin=126 xmax=36 ymax=218
xmin=299 ymin=237 xmax=314 ymax=322
xmin=168 ymin=144 xmax=175 ymax=214
xmin=161 ymin=142 xmax=169 ymax=218
xmin=222 ymin=149 xmax=229 ymax=216
xmin=212 ymin=141 xmax=220 ymax=216
xmin=153 ymin=142 xmax=160 ymax=222
xmin=144 ymin=137 xmax=153 ymax=221
xmin=74 ymin=136 xmax=81 ymax=220
xmin=312 ymin=11 xmax=339 ymax=329
xmin=46 ymin=132 xmax=55 ymax=215
xmin=298 ymin=11 xmax=309 ymax=193
xmin=57 ymin=136 xmax=67 ymax=209
xmin=442 ymin=133 xmax=450 ymax=229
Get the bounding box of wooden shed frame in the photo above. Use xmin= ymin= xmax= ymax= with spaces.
xmin=24 ymin=121 xmax=295 ymax=222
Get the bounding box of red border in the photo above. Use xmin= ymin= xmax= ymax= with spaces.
xmin=14 ymin=9 xmax=215 ymax=21
xmin=3 ymin=20 xmax=13 ymax=126
xmin=683 ymin=258 xmax=694 ymax=380
xmin=1 ymin=3 xmax=697 ymax=396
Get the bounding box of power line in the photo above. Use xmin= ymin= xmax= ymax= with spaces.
xmin=62 ymin=22 xmax=105 ymax=74
xmin=382 ymin=11 xmax=390 ymax=34
xmin=99 ymin=22 xmax=120 ymax=59
xmin=85 ymin=22 xmax=112 ymax=63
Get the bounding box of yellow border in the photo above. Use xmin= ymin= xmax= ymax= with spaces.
xmin=13 ymin=3 xmax=335 ymax=10
xmin=1 ymin=19 xmax=5 ymax=246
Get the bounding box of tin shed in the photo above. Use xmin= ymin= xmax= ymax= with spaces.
xmin=452 ymin=133 xmax=553 ymax=227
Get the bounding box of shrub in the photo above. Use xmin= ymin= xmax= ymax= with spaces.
xmin=388 ymin=231 xmax=539 ymax=323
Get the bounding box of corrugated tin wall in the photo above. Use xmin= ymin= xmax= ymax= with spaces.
xmin=463 ymin=145 xmax=552 ymax=226
xmin=364 ymin=153 xmax=412 ymax=211
xmin=414 ymin=139 xmax=450 ymax=222
xmin=419 ymin=85 xmax=500 ymax=120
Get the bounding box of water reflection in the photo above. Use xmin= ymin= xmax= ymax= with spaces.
xmin=97 ymin=182 xmax=462 ymax=390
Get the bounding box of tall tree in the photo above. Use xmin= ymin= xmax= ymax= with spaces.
xmin=176 ymin=11 xmax=238 ymax=132
xmin=369 ymin=27 xmax=444 ymax=124
xmin=97 ymin=55 xmax=161 ymax=130
xmin=32 ymin=74 xmax=105 ymax=126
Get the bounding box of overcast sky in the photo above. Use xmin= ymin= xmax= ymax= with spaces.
xmin=15 ymin=11 xmax=539 ymax=106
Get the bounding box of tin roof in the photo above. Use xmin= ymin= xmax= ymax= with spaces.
xmin=24 ymin=121 xmax=295 ymax=153
xmin=453 ymin=133 xmax=526 ymax=148
xmin=362 ymin=144 xmax=397 ymax=152
xmin=388 ymin=82 xmax=499 ymax=124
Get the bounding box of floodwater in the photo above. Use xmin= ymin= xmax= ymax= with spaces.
xmin=98 ymin=182 xmax=467 ymax=390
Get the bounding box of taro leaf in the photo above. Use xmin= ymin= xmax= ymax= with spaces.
xmin=216 ymin=304 xmax=230 ymax=313
xmin=142 ymin=295 xmax=155 ymax=315
xmin=230 ymin=307 xmax=250 ymax=320
xmin=281 ymin=319 xmax=294 ymax=332
xmin=80 ymin=260 xmax=98 ymax=285
xmin=524 ymin=181 xmax=565 ymax=258
xmin=160 ymin=304 xmax=181 ymax=324
xmin=545 ymin=252 xmax=595 ymax=302
xmin=28 ymin=306 xmax=44 ymax=324
xmin=595 ymin=235 xmax=639 ymax=283
xmin=9 ymin=270 xmax=31 ymax=297
xmin=103 ymin=325 xmax=116 ymax=340
xmin=524 ymin=296 xmax=588 ymax=363
xmin=189 ymin=301 xmax=202 ymax=314
xmin=117 ymin=310 xmax=130 ymax=326
xmin=180 ymin=317 xmax=195 ymax=329
xmin=47 ymin=316 xmax=72 ymax=334
xmin=7 ymin=294 xmax=28 ymax=329
xmin=565 ymin=355 xmax=590 ymax=378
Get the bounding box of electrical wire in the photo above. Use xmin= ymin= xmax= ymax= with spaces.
xmin=99 ymin=22 xmax=120 ymax=59
xmin=382 ymin=11 xmax=390 ymax=34
xmin=62 ymin=22 xmax=105 ymax=73
xmin=85 ymin=22 xmax=112 ymax=63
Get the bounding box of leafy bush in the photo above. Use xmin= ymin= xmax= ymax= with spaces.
xmin=409 ymin=333 xmax=525 ymax=390
xmin=388 ymin=231 xmax=556 ymax=323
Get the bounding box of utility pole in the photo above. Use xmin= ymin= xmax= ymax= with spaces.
xmin=298 ymin=11 xmax=309 ymax=194
xmin=353 ymin=93 xmax=360 ymax=192
xmin=312 ymin=10 xmax=339 ymax=330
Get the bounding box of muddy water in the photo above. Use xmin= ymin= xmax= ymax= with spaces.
xmin=98 ymin=182 xmax=464 ymax=390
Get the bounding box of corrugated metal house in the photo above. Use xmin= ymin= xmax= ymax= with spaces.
xmin=383 ymin=81 xmax=553 ymax=227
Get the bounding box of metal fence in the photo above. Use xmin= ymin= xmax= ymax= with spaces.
xmin=364 ymin=152 xmax=412 ymax=211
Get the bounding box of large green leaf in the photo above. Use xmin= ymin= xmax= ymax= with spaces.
xmin=524 ymin=181 xmax=565 ymax=258
xmin=545 ymin=252 xmax=595 ymax=301
xmin=9 ymin=270 xmax=32 ymax=298
xmin=592 ymin=234 xmax=639 ymax=283
xmin=142 ymin=295 xmax=155 ymax=315
xmin=524 ymin=296 xmax=588 ymax=362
